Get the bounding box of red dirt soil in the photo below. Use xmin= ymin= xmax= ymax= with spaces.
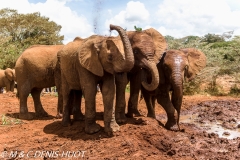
xmin=0 ymin=92 xmax=239 ymax=159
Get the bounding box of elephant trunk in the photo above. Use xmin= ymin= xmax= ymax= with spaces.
xmin=141 ymin=61 xmax=159 ymax=91
xmin=171 ymin=72 xmax=183 ymax=130
xmin=110 ymin=24 xmax=134 ymax=72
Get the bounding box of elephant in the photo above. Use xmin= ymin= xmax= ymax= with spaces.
xmin=0 ymin=68 xmax=15 ymax=92
xmin=59 ymin=24 xmax=134 ymax=134
xmin=115 ymin=28 xmax=167 ymax=123
xmin=141 ymin=48 xmax=207 ymax=131
xmin=15 ymin=44 xmax=64 ymax=120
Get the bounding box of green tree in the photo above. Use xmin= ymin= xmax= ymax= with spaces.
xmin=201 ymin=33 xmax=224 ymax=43
xmin=0 ymin=8 xmax=64 ymax=69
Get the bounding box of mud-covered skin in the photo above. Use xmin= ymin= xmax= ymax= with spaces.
xmin=15 ymin=45 xmax=64 ymax=120
xmin=115 ymin=28 xmax=167 ymax=124
xmin=141 ymin=49 xmax=206 ymax=131
xmin=59 ymin=24 xmax=134 ymax=134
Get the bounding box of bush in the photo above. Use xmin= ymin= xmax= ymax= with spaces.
xmin=229 ymin=85 xmax=240 ymax=96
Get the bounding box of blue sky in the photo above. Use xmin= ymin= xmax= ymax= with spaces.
xmin=1 ymin=0 xmax=240 ymax=44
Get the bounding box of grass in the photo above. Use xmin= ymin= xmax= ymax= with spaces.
xmin=1 ymin=114 xmax=23 ymax=126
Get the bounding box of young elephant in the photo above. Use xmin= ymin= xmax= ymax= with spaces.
xmin=0 ymin=68 xmax=15 ymax=92
xmin=15 ymin=45 xmax=64 ymax=120
xmin=115 ymin=28 xmax=167 ymax=124
xmin=141 ymin=48 xmax=206 ymax=131
xmin=59 ymin=24 xmax=134 ymax=134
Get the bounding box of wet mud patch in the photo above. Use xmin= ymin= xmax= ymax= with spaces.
xmin=181 ymin=100 xmax=240 ymax=139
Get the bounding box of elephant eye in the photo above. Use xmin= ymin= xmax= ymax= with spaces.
xmin=108 ymin=54 xmax=113 ymax=61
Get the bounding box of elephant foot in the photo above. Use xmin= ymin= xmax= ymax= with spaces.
xmin=35 ymin=111 xmax=49 ymax=118
xmin=61 ymin=118 xmax=71 ymax=127
xmin=165 ymin=121 xmax=180 ymax=131
xmin=126 ymin=112 xmax=133 ymax=118
xmin=73 ymin=112 xmax=85 ymax=121
xmin=116 ymin=112 xmax=127 ymax=124
xmin=19 ymin=112 xmax=34 ymax=120
xmin=85 ymin=123 xmax=101 ymax=134
xmin=126 ymin=109 xmax=141 ymax=118
xmin=55 ymin=113 xmax=62 ymax=119
xmin=104 ymin=120 xmax=120 ymax=133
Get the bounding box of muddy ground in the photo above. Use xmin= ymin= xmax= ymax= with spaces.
xmin=0 ymin=92 xmax=239 ymax=160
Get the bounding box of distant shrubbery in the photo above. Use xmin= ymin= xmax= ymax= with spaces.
xmin=0 ymin=8 xmax=64 ymax=69
xmin=166 ymin=33 xmax=240 ymax=96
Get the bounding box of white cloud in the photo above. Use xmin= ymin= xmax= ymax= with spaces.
xmin=155 ymin=0 xmax=240 ymax=38
xmin=0 ymin=0 xmax=93 ymax=44
xmin=104 ymin=1 xmax=150 ymax=34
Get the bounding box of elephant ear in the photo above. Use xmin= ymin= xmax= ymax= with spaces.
xmin=78 ymin=35 xmax=104 ymax=77
xmin=126 ymin=31 xmax=136 ymax=43
xmin=180 ymin=48 xmax=207 ymax=82
xmin=4 ymin=68 xmax=14 ymax=81
xmin=143 ymin=28 xmax=167 ymax=64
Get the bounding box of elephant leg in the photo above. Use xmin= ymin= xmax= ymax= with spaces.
xmin=115 ymin=73 xmax=128 ymax=124
xmin=5 ymin=83 xmax=11 ymax=92
xmin=157 ymin=92 xmax=178 ymax=131
xmin=31 ymin=88 xmax=48 ymax=118
xmin=79 ymin=70 xmax=100 ymax=134
xmin=83 ymin=86 xmax=101 ymax=134
xmin=72 ymin=90 xmax=84 ymax=121
xmin=126 ymin=70 xmax=142 ymax=117
xmin=18 ymin=84 xmax=34 ymax=120
xmin=171 ymin=91 xmax=183 ymax=131
xmin=61 ymin=77 xmax=72 ymax=126
xmin=142 ymin=87 xmax=156 ymax=118
xmin=10 ymin=81 xmax=15 ymax=92
xmin=101 ymin=73 xmax=119 ymax=133
xmin=56 ymin=89 xmax=63 ymax=119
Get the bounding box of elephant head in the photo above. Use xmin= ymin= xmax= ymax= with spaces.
xmin=127 ymin=28 xmax=167 ymax=91
xmin=159 ymin=48 xmax=206 ymax=129
xmin=4 ymin=68 xmax=15 ymax=81
xmin=78 ymin=24 xmax=134 ymax=76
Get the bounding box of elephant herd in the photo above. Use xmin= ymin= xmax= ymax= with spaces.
xmin=2 ymin=24 xmax=206 ymax=134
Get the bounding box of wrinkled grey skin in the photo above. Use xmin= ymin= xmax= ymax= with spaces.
xmin=0 ymin=68 xmax=15 ymax=92
xmin=141 ymin=49 xmax=206 ymax=131
xmin=59 ymin=24 xmax=134 ymax=134
xmin=15 ymin=45 xmax=64 ymax=120
xmin=115 ymin=29 xmax=167 ymax=124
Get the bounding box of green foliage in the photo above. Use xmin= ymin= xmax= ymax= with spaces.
xmin=229 ymin=84 xmax=240 ymax=96
xmin=210 ymin=41 xmax=233 ymax=48
xmin=134 ymin=25 xmax=142 ymax=32
xmin=0 ymin=8 xmax=64 ymax=69
xmin=1 ymin=114 xmax=22 ymax=125
xmin=183 ymin=80 xmax=201 ymax=95
xmin=125 ymin=84 xmax=130 ymax=93
xmin=165 ymin=32 xmax=240 ymax=96
xmin=201 ymin=33 xmax=225 ymax=43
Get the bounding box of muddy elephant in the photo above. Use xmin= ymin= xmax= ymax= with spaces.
xmin=59 ymin=24 xmax=134 ymax=134
xmin=0 ymin=68 xmax=15 ymax=92
xmin=15 ymin=44 xmax=64 ymax=120
xmin=141 ymin=48 xmax=206 ymax=130
xmin=115 ymin=28 xmax=167 ymax=123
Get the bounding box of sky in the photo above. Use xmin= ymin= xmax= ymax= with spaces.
xmin=0 ymin=0 xmax=240 ymax=44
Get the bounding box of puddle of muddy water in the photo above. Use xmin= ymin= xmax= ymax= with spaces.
xmin=180 ymin=114 xmax=240 ymax=139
